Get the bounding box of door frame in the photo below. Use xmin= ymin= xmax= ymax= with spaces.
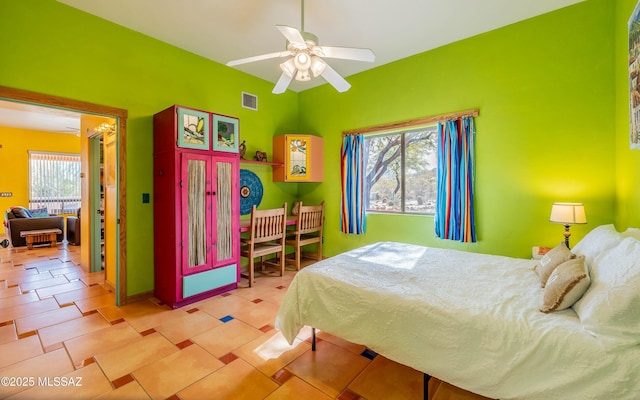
xmin=0 ymin=85 xmax=128 ymax=306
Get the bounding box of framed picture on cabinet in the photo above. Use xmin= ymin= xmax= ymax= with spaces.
xmin=177 ymin=107 xmax=209 ymax=150
xmin=213 ymin=114 xmax=239 ymax=153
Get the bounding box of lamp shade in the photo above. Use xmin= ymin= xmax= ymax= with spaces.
xmin=549 ymin=202 xmax=587 ymax=225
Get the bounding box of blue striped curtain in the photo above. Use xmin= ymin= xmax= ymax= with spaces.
xmin=340 ymin=134 xmax=366 ymax=234
xmin=435 ymin=117 xmax=476 ymax=242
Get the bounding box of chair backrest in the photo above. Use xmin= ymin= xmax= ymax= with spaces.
xmin=248 ymin=203 xmax=288 ymax=244
xmin=296 ymin=201 xmax=324 ymax=235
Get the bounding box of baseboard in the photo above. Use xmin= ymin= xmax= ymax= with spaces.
xmin=125 ymin=290 xmax=154 ymax=305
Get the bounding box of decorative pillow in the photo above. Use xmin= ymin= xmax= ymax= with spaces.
xmin=622 ymin=227 xmax=640 ymax=241
xmin=571 ymin=224 xmax=624 ymax=268
xmin=29 ymin=208 xmax=49 ymax=218
xmin=534 ymin=242 xmax=575 ymax=287
xmin=540 ymin=256 xmax=590 ymax=313
xmin=572 ymin=236 xmax=640 ymax=344
xmin=10 ymin=206 xmax=32 ymax=219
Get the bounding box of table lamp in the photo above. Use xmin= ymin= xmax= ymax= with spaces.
xmin=549 ymin=202 xmax=587 ymax=248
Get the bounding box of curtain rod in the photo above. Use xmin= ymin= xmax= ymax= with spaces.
xmin=342 ymin=108 xmax=479 ymax=136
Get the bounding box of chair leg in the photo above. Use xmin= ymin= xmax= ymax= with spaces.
xmin=295 ymin=244 xmax=301 ymax=271
xmin=279 ymin=250 xmax=285 ymax=277
xmin=249 ymin=255 xmax=254 ymax=287
xmin=317 ymin=239 xmax=322 ymax=261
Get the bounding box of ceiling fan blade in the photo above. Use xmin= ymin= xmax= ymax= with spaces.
xmin=226 ymin=51 xmax=291 ymax=67
xmin=320 ymin=64 xmax=351 ymax=93
xmin=276 ymin=25 xmax=307 ymax=48
xmin=315 ymin=46 xmax=375 ymax=62
xmin=273 ymin=72 xmax=294 ymax=94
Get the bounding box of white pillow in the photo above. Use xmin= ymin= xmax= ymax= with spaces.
xmin=533 ymin=242 xmax=575 ymax=288
xmin=622 ymin=227 xmax=640 ymax=240
xmin=540 ymin=256 xmax=590 ymax=313
xmin=571 ymin=224 xmax=624 ymax=268
xmin=572 ymin=236 xmax=640 ymax=343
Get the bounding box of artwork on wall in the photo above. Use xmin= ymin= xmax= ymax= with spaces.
xmin=177 ymin=107 xmax=209 ymax=150
xmin=629 ymin=2 xmax=640 ymax=149
xmin=239 ymin=169 xmax=263 ymax=215
xmin=213 ymin=115 xmax=239 ymax=153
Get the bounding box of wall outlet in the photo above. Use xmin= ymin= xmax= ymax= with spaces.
xmin=0 ymin=192 xmax=12 ymax=197
xmin=142 ymin=193 xmax=150 ymax=203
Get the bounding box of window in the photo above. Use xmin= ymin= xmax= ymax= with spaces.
xmin=364 ymin=126 xmax=438 ymax=214
xmin=29 ymin=151 xmax=81 ymax=215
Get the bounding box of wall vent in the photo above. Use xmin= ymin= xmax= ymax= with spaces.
xmin=242 ymin=92 xmax=258 ymax=111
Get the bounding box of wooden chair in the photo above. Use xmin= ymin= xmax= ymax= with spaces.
xmin=240 ymin=203 xmax=287 ymax=287
xmin=285 ymin=201 xmax=324 ymax=270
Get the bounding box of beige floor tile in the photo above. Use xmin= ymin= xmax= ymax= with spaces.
xmin=153 ymin=309 xmax=223 ymax=344
xmin=39 ymin=312 xmax=111 ymax=350
xmin=7 ymin=362 xmax=113 ymax=400
xmin=178 ymin=358 xmax=278 ymax=400
xmin=48 ymin=265 xmax=85 ymax=278
xmin=349 ymin=355 xmax=423 ymax=400
xmin=15 ymin=304 xmax=82 ymax=335
xmin=0 ymin=291 xmax=39 ymax=310
xmin=265 ymin=376 xmax=333 ymax=400
xmin=19 ymin=276 xmax=69 ymax=292
xmin=30 ymin=259 xmax=67 ymax=272
xmin=0 ymin=348 xmax=74 ymax=398
xmin=80 ymin=272 xmax=106 ymax=286
xmin=96 ymin=380 xmax=151 ymax=400
xmin=233 ymin=299 xmax=281 ymax=329
xmin=0 ymin=286 xmax=22 ymax=299
xmin=6 ymin=271 xmax=54 ymax=287
xmin=0 ymin=323 xmax=17 ymax=345
xmin=235 ymin=330 xmax=311 ymax=377
xmin=64 ymin=322 xmax=142 ymax=367
xmin=54 ymin=284 xmax=111 ymax=306
xmin=192 ymin=319 xmax=262 ymax=358
xmin=286 ymin=340 xmax=371 ymax=398
xmin=95 ymin=304 xmax=128 ymax=323
xmin=0 ymin=298 xmax=60 ymax=323
xmin=125 ymin=307 xmax=188 ymax=333
xmin=36 ymin=280 xmax=87 ymax=299
xmin=74 ymin=293 xmax=116 ymax=314
xmin=134 ymin=343 xmax=224 ymax=400
xmin=95 ymin=332 xmax=178 ymax=381
xmin=0 ymin=335 xmax=43 ymax=369
xmin=196 ymin=293 xmax=256 ymax=319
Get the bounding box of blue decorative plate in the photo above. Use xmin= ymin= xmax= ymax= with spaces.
xmin=240 ymin=169 xmax=263 ymax=215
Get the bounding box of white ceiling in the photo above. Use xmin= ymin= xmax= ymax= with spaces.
xmin=2 ymin=0 xmax=584 ymax=132
xmin=57 ymin=0 xmax=584 ymax=92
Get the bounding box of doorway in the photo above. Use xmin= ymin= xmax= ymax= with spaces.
xmin=0 ymin=86 xmax=128 ymax=305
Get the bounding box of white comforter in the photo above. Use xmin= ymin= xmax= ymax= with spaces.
xmin=275 ymin=242 xmax=640 ymax=400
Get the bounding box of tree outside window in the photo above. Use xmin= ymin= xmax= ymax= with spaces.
xmin=364 ymin=126 xmax=438 ymax=214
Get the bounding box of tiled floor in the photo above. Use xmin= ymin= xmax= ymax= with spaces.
xmin=0 ymin=238 xmax=488 ymax=400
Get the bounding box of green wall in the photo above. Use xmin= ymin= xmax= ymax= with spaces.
xmin=298 ymin=0 xmax=616 ymax=259
xmin=615 ymin=0 xmax=640 ymax=229
xmin=0 ymin=0 xmax=299 ymax=296
xmin=1 ymin=0 xmax=631 ymax=296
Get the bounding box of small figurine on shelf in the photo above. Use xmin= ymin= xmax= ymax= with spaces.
xmin=238 ymin=140 xmax=247 ymax=159
xmin=254 ymin=151 xmax=268 ymax=162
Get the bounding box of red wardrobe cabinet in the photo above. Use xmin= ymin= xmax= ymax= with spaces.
xmin=153 ymin=105 xmax=240 ymax=308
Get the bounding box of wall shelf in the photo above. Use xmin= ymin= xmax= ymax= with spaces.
xmin=240 ymin=159 xmax=283 ymax=167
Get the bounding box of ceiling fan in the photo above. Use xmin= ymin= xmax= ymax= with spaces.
xmin=226 ymin=0 xmax=375 ymax=94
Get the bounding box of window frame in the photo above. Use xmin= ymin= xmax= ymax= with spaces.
xmin=363 ymin=125 xmax=438 ymax=215
xmin=28 ymin=150 xmax=81 ymax=215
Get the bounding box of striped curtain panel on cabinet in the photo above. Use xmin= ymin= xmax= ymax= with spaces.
xmin=435 ymin=117 xmax=477 ymax=242
xmin=340 ymin=134 xmax=366 ymax=234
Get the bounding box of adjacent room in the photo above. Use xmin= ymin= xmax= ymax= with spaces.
xmin=0 ymin=0 xmax=638 ymax=399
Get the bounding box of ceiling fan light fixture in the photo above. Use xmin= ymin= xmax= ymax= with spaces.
xmin=295 ymin=69 xmax=311 ymax=81
xmin=293 ymin=52 xmax=311 ymax=70
xmin=310 ymin=56 xmax=327 ymax=77
xmin=280 ymin=58 xmax=296 ymax=77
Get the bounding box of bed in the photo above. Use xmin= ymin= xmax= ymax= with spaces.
xmin=275 ymin=225 xmax=640 ymax=400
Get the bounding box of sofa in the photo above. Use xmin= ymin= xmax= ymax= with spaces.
xmin=4 ymin=207 xmax=64 ymax=247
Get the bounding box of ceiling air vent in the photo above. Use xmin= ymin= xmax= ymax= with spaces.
xmin=242 ymin=92 xmax=258 ymax=111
